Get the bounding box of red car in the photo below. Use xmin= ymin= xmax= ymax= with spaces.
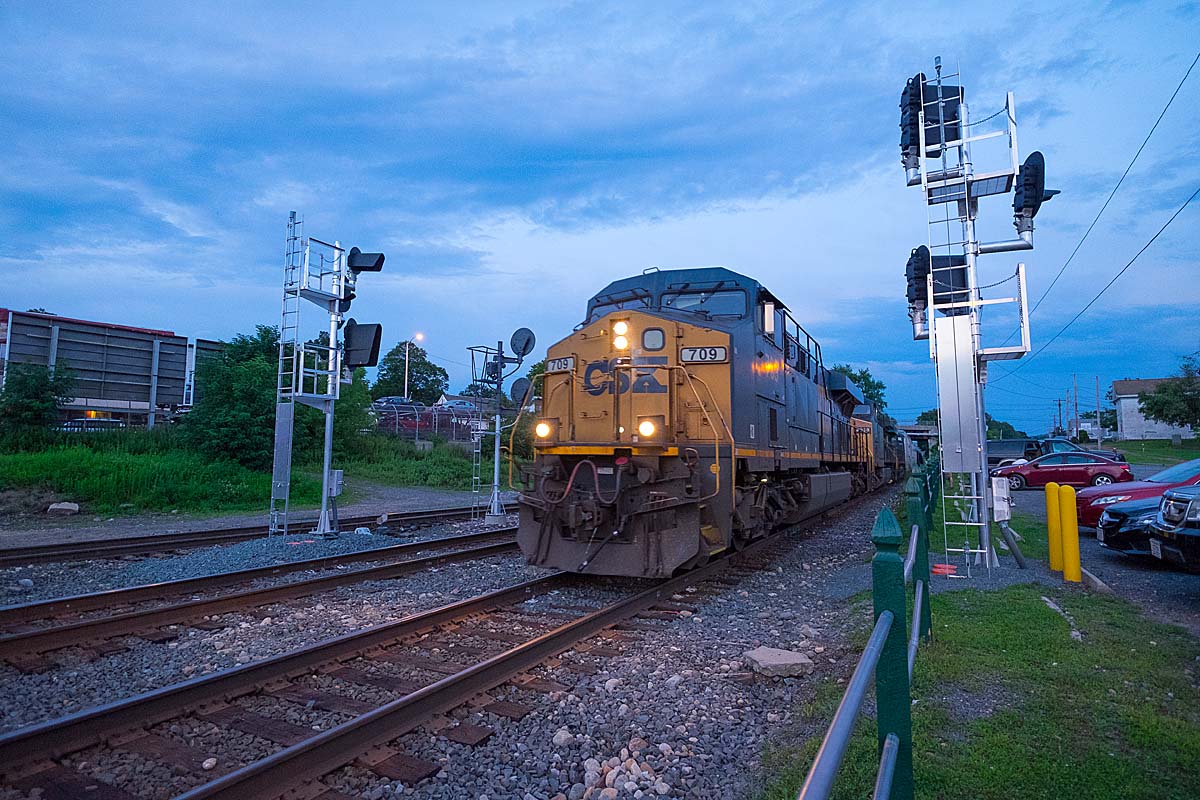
xmin=991 ymin=452 xmax=1134 ymax=492
xmin=1075 ymin=457 xmax=1200 ymax=528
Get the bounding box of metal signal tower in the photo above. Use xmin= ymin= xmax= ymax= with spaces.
xmin=269 ymin=213 xmax=385 ymax=538
xmin=900 ymin=58 xmax=1056 ymax=575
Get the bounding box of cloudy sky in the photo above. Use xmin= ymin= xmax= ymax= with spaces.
xmin=1 ymin=1 xmax=1197 ymax=433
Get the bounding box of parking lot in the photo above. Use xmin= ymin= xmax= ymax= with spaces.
xmin=1008 ymin=463 xmax=1200 ymax=635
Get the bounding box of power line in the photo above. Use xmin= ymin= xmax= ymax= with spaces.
xmin=994 ymin=183 xmax=1200 ymax=382
xmin=999 ymin=49 xmax=1200 ymax=345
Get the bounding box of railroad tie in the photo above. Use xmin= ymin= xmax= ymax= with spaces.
xmin=120 ymin=732 xmax=228 ymax=775
xmin=197 ymin=706 xmax=315 ymax=747
xmin=482 ymin=700 xmax=533 ymax=720
xmin=269 ymin=685 xmax=376 ymax=715
xmin=364 ymin=752 xmax=442 ymax=784
xmin=9 ymin=763 xmax=139 ymax=800
xmin=442 ymin=723 xmax=494 ymax=746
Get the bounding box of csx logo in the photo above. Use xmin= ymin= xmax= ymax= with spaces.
xmin=583 ymin=357 xmax=668 ymax=396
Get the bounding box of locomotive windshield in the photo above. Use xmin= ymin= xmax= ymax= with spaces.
xmin=588 ymin=288 xmax=654 ymax=321
xmin=661 ymin=289 xmax=746 ymax=317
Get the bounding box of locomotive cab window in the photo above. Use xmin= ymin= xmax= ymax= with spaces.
xmin=662 ymin=289 xmax=745 ymax=318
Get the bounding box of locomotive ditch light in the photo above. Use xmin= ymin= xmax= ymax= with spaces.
xmin=634 ymin=415 xmax=664 ymax=442
xmin=534 ymin=419 xmax=558 ymax=441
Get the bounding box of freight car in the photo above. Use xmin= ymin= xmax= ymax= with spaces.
xmin=515 ymin=267 xmax=906 ymax=577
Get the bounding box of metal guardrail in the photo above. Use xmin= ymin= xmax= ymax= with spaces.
xmin=797 ymin=460 xmax=941 ymax=800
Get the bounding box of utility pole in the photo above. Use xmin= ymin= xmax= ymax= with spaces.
xmin=1096 ymin=375 xmax=1103 ymax=445
xmin=1054 ymin=398 xmax=1064 ymax=435
xmin=1073 ymin=374 xmax=1079 ymax=440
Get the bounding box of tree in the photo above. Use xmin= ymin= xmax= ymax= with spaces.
xmin=372 ymin=341 xmax=448 ymax=405
xmin=181 ymin=325 xmax=375 ymax=470
xmin=913 ymin=408 xmax=1028 ymax=439
xmin=180 ymin=326 xmax=280 ymax=470
xmin=524 ymin=359 xmax=546 ymax=400
xmin=1140 ymin=352 xmax=1200 ymax=431
xmin=831 ymin=363 xmax=887 ymax=412
xmin=0 ymin=363 xmax=75 ymax=434
xmin=1080 ymin=408 xmax=1117 ymax=432
xmin=25 ymin=308 xmax=52 ymax=314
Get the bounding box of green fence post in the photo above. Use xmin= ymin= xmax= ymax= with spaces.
xmin=871 ymin=508 xmax=914 ymax=800
xmin=905 ymin=476 xmax=933 ymax=641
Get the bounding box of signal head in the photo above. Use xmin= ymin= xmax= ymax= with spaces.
xmin=347 ymin=246 xmax=385 ymax=273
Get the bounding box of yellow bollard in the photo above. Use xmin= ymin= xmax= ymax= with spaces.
xmin=1059 ymin=484 xmax=1081 ymax=583
xmin=1045 ymin=482 xmax=1062 ymax=572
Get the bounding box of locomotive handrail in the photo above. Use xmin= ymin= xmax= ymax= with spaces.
xmin=796 ymin=466 xmax=938 ymax=800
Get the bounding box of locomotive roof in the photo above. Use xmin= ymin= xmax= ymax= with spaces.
xmin=587 ymin=267 xmax=786 ymax=316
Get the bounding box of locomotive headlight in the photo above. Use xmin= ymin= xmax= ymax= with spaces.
xmin=612 ymin=320 xmax=629 ymax=336
xmin=613 ymin=334 xmax=630 ymax=350
xmin=637 ymin=419 xmax=657 ymax=437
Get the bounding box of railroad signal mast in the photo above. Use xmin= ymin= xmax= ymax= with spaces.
xmin=468 ymin=327 xmax=536 ymax=523
xmin=899 ymin=58 xmax=1057 ymax=575
xmin=270 ymin=212 xmax=385 ymax=538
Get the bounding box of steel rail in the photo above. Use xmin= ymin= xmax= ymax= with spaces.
xmin=0 ymin=574 xmax=573 ymax=773
xmin=0 ymin=504 xmax=513 ymax=567
xmin=0 ymin=527 xmax=517 ymax=627
xmin=0 ymin=538 xmax=520 ymax=660
xmin=175 ymin=535 xmax=782 ymax=800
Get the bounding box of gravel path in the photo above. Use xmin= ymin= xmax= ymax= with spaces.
xmin=0 ymin=481 xmax=518 ymax=549
xmin=0 ymin=515 xmax=517 ymax=606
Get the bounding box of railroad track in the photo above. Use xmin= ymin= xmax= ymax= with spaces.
xmin=0 ymin=527 xmax=521 ymax=671
xmin=0 ymin=504 xmax=513 ymax=568
xmin=0 ymin=530 xmax=789 ymax=799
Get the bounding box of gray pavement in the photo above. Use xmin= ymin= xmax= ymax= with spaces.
xmin=1007 ymin=479 xmax=1200 ymax=635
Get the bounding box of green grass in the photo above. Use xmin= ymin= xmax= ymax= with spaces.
xmin=0 ymin=429 xmax=476 ymax=516
xmin=0 ymin=446 xmax=322 ymax=514
xmin=758 ymin=584 xmax=1200 ymax=800
xmin=1114 ymin=438 xmax=1200 ymax=466
xmin=336 ymin=436 xmax=474 ymax=491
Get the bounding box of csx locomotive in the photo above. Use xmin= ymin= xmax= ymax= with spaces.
xmin=516 ymin=267 xmax=909 ymax=577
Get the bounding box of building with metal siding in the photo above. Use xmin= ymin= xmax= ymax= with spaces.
xmin=0 ymin=309 xmax=222 ymax=425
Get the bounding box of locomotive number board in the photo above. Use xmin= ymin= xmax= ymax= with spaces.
xmin=545 ymin=356 xmax=576 ymax=373
xmin=680 ymin=346 xmax=728 ymax=363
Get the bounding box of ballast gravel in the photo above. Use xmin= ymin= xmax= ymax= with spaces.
xmin=323 ymin=489 xmax=899 ymax=800
xmin=0 ymin=489 xmax=899 ymax=799
xmin=0 ymin=515 xmax=516 ymax=605
xmin=0 ymin=547 xmax=551 ymax=734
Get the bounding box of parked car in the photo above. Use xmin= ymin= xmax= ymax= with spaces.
xmin=1148 ymin=485 xmax=1200 ymax=571
xmin=986 ymin=438 xmax=1042 ymax=468
xmin=986 ymin=437 xmax=1126 ymax=468
xmin=437 ymin=399 xmax=479 ymax=414
xmin=372 ymin=396 xmax=426 ymax=416
xmin=1095 ymin=496 xmax=1161 ymax=556
xmin=1075 ymin=457 xmax=1200 ymax=527
xmin=990 ymin=452 xmax=1134 ymax=490
xmin=56 ymin=418 xmax=127 ymax=433
xmin=1040 ymin=437 xmax=1126 ymax=463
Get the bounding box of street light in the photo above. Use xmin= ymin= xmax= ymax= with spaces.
xmin=404 ymin=332 xmax=424 ymax=400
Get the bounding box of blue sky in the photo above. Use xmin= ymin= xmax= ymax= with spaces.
xmin=1 ymin=1 xmax=1197 ymax=434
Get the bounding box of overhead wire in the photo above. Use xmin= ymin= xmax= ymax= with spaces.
xmin=994 ymin=183 xmax=1200 ymax=382
xmin=998 ymin=49 xmax=1200 ymax=345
